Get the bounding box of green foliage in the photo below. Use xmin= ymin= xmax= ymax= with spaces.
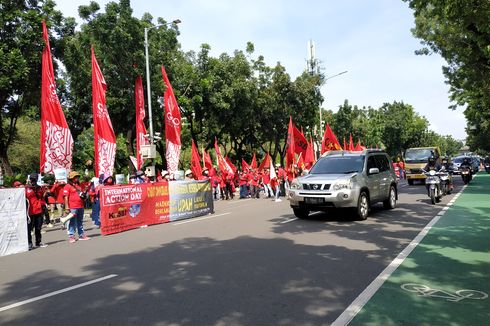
xmin=0 ymin=0 xmax=73 ymax=175
xmin=7 ymin=117 xmax=40 ymax=175
xmin=405 ymin=0 xmax=490 ymax=151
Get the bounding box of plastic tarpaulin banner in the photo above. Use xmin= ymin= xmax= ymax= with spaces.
xmin=100 ymin=180 xmax=214 ymax=235
xmin=0 ymin=188 xmax=28 ymax=256
xmin=168 ymin=180 xmax=214 ymax=222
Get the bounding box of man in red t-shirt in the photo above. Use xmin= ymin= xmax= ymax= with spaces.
xmin=63 ymin=171 xmax=90 ymax=243
xmin=25 ymin=173 xmax=47 ymax=249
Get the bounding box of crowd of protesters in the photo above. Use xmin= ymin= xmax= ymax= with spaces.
xmin=4 ymin=160 xmax=307 ymax=249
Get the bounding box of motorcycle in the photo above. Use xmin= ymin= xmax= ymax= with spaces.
xmin=485 ymin=163 xmax=490 ymax=174
xmin=423 ymin=168 xmax=447 ymax=205
xmin=459 ymin=166 xmax=472 ymax=184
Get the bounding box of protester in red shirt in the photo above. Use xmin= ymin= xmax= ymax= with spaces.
xmin=25 ymin=173 xmax=47 ymax=249
xmin=63 ymin=171 xmax=90 ymax=243
xmin=262 ymin=169 xmax=273 ymax=198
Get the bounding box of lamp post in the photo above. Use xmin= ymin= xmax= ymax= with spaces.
xmin=319 ymin=70 xmax=347 ymax=155
xmin=144 ymin=19 xmax=181 ymax=150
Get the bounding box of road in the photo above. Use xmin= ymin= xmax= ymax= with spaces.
xmin=0 ymin=178 xmax=465 ymax=325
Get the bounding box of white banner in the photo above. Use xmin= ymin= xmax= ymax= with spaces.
xmin=0 ymin=188 xmax=28 ymax=257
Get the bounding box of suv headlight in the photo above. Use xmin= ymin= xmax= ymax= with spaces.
xmin=290 ymin=178 xmax=301 ymax=190
xmin=333 ymin=179 xmax=352 ymax=191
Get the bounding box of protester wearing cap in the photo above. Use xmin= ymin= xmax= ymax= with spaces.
xmin=13 ymin=180 xmax=24 ymax=188
xmin=25 ymin=173 xmax=47 ymax=249
xmin=185 ymin=169 xmax=194 ymax=181
xmin=63 ymin=171 xmax=90 ymax=243
xmin=131 ymin=170 xmax=145 ymax=184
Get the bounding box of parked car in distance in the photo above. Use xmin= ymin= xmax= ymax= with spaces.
xmin=288 ymin=149 xmax=398 ymax=220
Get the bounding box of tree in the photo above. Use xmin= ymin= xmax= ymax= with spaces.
xmin=379 ymin=101 xmax=429 ymax=157
xmin=7 ymin=117 xmax=40 ymax=175
xmin=0 ymin=0 xmax=73 ymax=176
xmin=405 ymin=0 xmax=490 ymax=151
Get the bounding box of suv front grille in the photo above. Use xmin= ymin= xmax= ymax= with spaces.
xmin=302 ymin=183 xmax=330 ymax=190
xmin=410 ymin=168 xmax=423 ymax=174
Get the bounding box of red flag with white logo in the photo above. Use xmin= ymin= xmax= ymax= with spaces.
xmin=40 ymin=20 xmax=73 ymax=173
xmin=135 ymin=76 xmax=148 ymax=170
xmin=92 ymin=46 xmax=116 ymax=177
xmin=161 ymin=65 xmax=181 ymax=174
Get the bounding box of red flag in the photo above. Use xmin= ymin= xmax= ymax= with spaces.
xmin=348 ymin=134 xmax=355 ymax=151
xmin=40 ymin=20 xmax=73 ymax=173
xmin=258 ymin=153 xmax=270 ymax=172
xmin=286 ymin=117 xmax=295 ymax=169
xmin=242 ymin=158 xmax=251 ymax=172
xmin=251 ymin=153 xmax=257 ymax=169
xmin=286 ymin=116 xmax=308 ymax=169
xmin=354 ymin=138 xmax=365 ymax=151
xmin=203 ymin=150 xmax=213 ymax=170
xmin=191 ymin=139 xmax=203 ymax=179
xmin=214 ymin=138 xmax=233 ymax=175
xmin=92 ymin=46 xmax=116 ymax=177
xmin=135 ymin=76 xmax=147 ymax=170
xmin=161 ymin=65 xmax=181 ymax=174
xmin=304 ymin=136 xmax=315 ymax=169
xmin=343 ymin=138 xmax=347 ymax=151
xmin=293 ymin=126 xmax=308 ymax=158
xmin=225 ymin=157 xmax=237 ymax=173
xmin=321 ymin=123 xmax=342 ymax=153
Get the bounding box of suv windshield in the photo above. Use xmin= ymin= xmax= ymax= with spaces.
xmin=310 ymin=155 xmax=365 ymax=174
xmin=405 ymin=149 xmax=434 ymax=163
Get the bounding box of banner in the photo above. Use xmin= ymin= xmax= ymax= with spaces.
xmin=161 ymin=65 xmax=181 ymax=174
xmin=0 ymin=189 xmax=28 ymax=257
xmin=40 ymin=20 xmax=73 ymax=174
xmin=92 ymin=46 xmax=116 ymax=176
xmin=100 ymin=180 xmax=213 ymax=235
xmin=100 ymin=183 xmax=169 ymax=235
xmin=168 ymin=181 xmax=214 ymax=221
xmin=135 ymin=76 xmax=148 ymax=170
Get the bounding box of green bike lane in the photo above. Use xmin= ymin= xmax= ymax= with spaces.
xmin=335 ymin=173 xmax=490 ymax=326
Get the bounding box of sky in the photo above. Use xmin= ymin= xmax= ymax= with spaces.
xmin=55 ymin=0 xmax=467 ymax=140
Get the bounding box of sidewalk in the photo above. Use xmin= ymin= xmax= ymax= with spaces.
xmin=347 ymin=172 xmax=490 ymax=325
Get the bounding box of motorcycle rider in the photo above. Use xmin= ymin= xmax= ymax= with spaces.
xmin=424 ymin=156 xmax=443 ymax=197
xmin=424 ymin=156 xmax=442 ymax=172
xmin=441 ymin=157 xmax=454 ymax=192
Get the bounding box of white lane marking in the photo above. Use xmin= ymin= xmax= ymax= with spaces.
xmin=226 ymin=199 xmax=252 ymax=204
xmin=0 ymin=274 xmax=118 ymax=313
xmin=172 ymin=212 xmax=231 ymax=225
xmin=280 ymin=218 xmax=298 ymax=224
xmin=331 ymin=184 xmax=469 ymax=326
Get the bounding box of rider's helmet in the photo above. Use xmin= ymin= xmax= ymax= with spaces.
xmin=441 ymin=157 xmax=448 ymax=165
xmin=463 ymin=156 xmax=471 ymax=164
xmin=428 ymin=156 xmax=436 ymax=166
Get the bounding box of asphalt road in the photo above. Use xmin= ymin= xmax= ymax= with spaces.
xmin=0 ymin=178 xmax=465 ymax=326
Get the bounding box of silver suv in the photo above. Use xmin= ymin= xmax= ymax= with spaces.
xmin=288 ymin=149 xmax=398 ymax=220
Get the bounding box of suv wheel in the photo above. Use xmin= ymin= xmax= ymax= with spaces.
xmin=383 ymin=185 xmax=397 ymax=209
xmin=355 ymin=192 xmax=369 ymax=220
xmin=293 ymin=208 xmax=309 ymax=219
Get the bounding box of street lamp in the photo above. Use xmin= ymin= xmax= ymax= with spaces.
xmin=144 ymin=19 xmax=181 ymax=153
xmin=319 ymin=70 xmax=347 ymax=153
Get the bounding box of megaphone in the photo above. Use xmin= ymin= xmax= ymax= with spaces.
xmin=60 ymin=212 xmax=75 ymax=224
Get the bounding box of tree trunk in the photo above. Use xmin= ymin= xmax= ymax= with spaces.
xmin=0 ymin=147 xmax=13 ymax=176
